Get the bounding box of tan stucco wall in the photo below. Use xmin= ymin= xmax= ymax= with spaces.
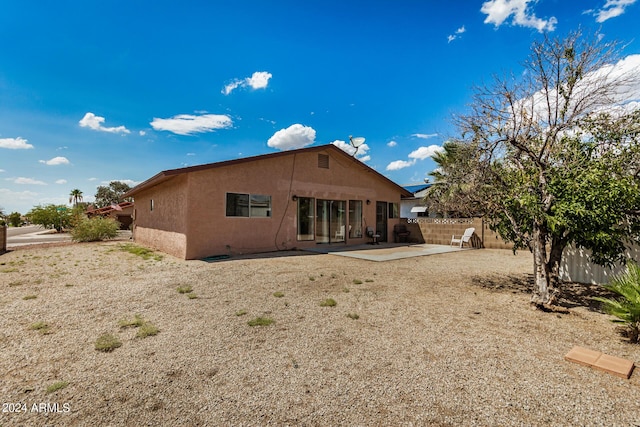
xmin=132 ymin=174 xmax=189 ymax=258
xmin=135 ymin=226 xmax=187 ymax=259
xmin=180 ymin=148 xmax=403 ymax=259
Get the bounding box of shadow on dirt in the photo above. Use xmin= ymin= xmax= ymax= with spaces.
xmin=471 ymin=273 xmax=617 ymax=313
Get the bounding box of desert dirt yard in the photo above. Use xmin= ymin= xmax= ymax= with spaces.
xmin=0 ymin=240 xmax=639 ymax=426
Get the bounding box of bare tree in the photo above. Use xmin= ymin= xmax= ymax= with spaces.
xmin=430 ymin=30 xmax=640 ymax=306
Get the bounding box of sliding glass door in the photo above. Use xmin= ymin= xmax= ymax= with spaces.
xmin=315 ymin=199 xmax=346 ymax=243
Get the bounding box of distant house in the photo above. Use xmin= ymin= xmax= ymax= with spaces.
xmin=124 ymin=144 xmax=412 ymax=259
xmin=400 ymin=183 xmax=432 ymax=218
xmin=86 ymin=201 xmax=134 ymax=230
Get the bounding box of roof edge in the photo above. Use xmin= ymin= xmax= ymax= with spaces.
xmin=124 ymin=144 xmax=412 ymax=198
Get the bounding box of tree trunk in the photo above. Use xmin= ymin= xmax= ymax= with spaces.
xmin=531 ymin=223 xmax=553 ymax=306
xmin=547 ymin=236 xmax=566 ymax=290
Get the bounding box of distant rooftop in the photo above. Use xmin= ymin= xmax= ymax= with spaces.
xmin=402 ymin=183 xmax=432 ymax=195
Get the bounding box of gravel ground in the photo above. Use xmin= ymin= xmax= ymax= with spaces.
xmin=0 ymin=241 xmax=639 ymax=426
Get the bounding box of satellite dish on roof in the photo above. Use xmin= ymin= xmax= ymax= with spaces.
xmin=349 ymin=136 xmax=365 ymax=147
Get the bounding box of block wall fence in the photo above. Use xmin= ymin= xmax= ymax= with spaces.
xmin=400 ymin=217 xmax=513 ymax=250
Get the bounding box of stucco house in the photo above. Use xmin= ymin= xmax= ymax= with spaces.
xmin=400 ymin=183 xmax=432 ymax=218
xmin=124 ymin=144 xmax=412 ymax=259
xmin=86 ymin=201 xmax=134 ymax=230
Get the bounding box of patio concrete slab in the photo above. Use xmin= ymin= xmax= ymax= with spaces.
xmin=305 ymin=243 xmax=467 ymax=261
xmin=565 ymin=346 xmax=635 ymax=379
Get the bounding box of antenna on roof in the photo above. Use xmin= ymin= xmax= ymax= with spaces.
xmin=349 ymin=135 xmax=366 ymax=157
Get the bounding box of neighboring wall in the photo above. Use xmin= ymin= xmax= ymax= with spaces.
xmin=401 ymin=217 xmax=513 ymax=249
xmin=0 ymin=225 xmax=6 ymax=253
xmin=560 ymin=244 xmax=640 ymax=285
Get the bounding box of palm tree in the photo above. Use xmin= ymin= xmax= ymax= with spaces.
xmin=69 ymin=189 xmax=84 ymax=206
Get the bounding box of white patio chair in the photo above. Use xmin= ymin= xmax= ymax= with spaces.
xmin=451 ymin=227 xmax=475 ymax=248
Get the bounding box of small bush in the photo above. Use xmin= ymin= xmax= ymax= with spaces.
xmin=248 ymin=317 xmax=274 ymax=327
xmin=187 ymin=292 xmax=198 ymax=299
xmin=320 ymin=298 xmax=337 ymax=307
xmin=95 ymin=333 xmax=122 ymax=352
xmin=236 ymin=309 xmax=248 ymax=316
xmin=347 ymin=313 xmax=360 ymax=320
xmin=177 ymin=285 xmax=193 ymax=294
xmin=273 ymin=291 xmax=284 ymax=298
xmin=71 ymin=217 xmax=119 ymax=242
xmin=23 ymin=295 xmax=37 ymax=300
xmin=353 ymin=279 xmax=363 ymax=285
xmin=46 ymin=381 xmax=69 ymax=394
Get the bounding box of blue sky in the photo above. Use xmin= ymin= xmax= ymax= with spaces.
xmin=1 ymin=0 xmax=639 ymax=214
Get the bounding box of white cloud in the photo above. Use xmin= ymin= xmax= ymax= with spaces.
xmin=481 ymin=0 xmax=557 ymax=32
xmin=139 ymin=130 xmax=146 ymax=136
xmin=223 ymin=71 xmax=273 ymax=95
xmin=100 ymin=179 xmax=138 ymax=186
xmin=12 ymin=177 xmax=47 ymax=185
xmin=55 ymin=179 xmax=67 ymax=184
xmin=267 ymin=124 xmax=316 ymax=151
xmin=247 ymin=71 xmax=272 ymax=90
xmin=409 ymin=145 xmax=445 ymax=160
xmin=88 ymin=177 xmax=98 ymax=181
xmin=386 ymin=144 xmax=445 ymax=171
xmin=594 ymin=0 xmax=637 ymax=22
xmin=330 ymin=140 xmax=371 ymax=162
xmin=386 ymin=160 xmax=415 ymax=171
xmin=412 ymin=133 xmax=438 ymax=139
xmin=79 ymin=112 xmax=130 ymax=134
xmin=222 ymin=81 xmax=242 ymax=95
xmin=524 ymin=54 xmax=640 ymax=121
xmin=150 ymin=114 xmax=232 ymax=136
xmin=39 ymin=156 xmax=70 ymax=166
xmin=0 ymin=169 xmax=5 ymax=173
xmin=387 ymin=140 xmax=397 ymax=147
xmin=447 ymin=25 xmax=466 ymax=43
xmin=0 ymin=137 xmax=34 ymax=149
xmin=0 ymin=188 xmax=39 ymax=201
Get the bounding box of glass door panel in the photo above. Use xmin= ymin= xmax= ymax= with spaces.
xmin=376 ymin=201 xmax=388 ymax=242
xmin=315 ymin=199 xmax=346 ymax=243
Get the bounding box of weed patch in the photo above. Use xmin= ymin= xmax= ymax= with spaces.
xmin=118 ymin=243 xmax=163 ymax=261
xmin=136 ymin=322 xmax=160 ymax=338
xmin=46 ymin=381 xmax=69 ymax=394
xmin=95 ymin=333 xmax=122 ymax=352
xmin=248 ymin=317 xmax=275 ymax=326
xmin=347 ymin=313 xmax=360 ymax=320
xmin=320 ymin=298 xmax=337 ymax=307
xmin=273 ymin=291 xmax=284 ymax=298
xmin=29 ymin=322 xmax=51 ymax=335
xmin=118 ymin=314 xmax=145 ymax=328
xmin=236 ymin=309 xmax=248 ymax=316
xmin=353 ymin=279 xmax=363 ymax=285
xmin=22 ymin=295 xmax=37 ymax=300
xmin=177 ymin=285 xmax=193 ymax=294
